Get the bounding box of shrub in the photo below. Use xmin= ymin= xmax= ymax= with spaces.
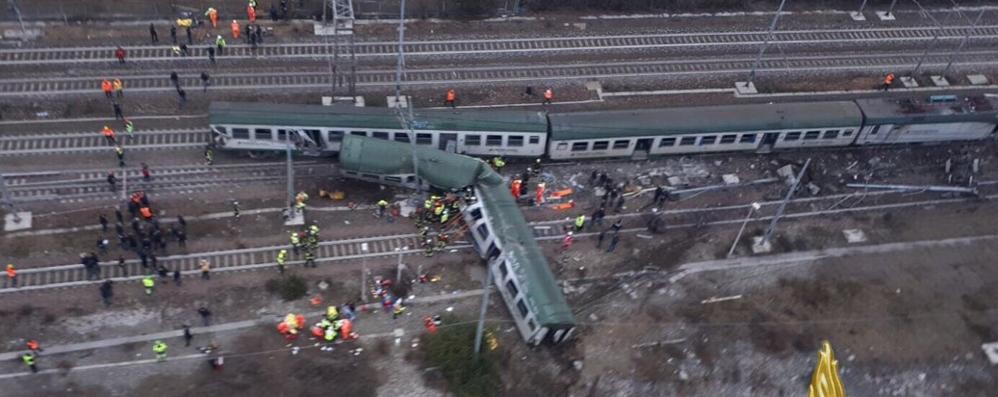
xmin=265 ymin=274 xmax=308 ymax=301
xmin=421 ymin=321 xmax=500 ymax=397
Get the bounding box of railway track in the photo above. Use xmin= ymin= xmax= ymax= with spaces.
xmin=2 ymin=186 xmax=989 ymax=293
xmin=2 ymin=25 xmax=997 ymax=65
xmin=3 ymin=49 xmax=997 ymax=97
xmin=2 ymin=161 xmax=325 ymax=203
xmin=0 ymin=128 xmax=208 ymax=155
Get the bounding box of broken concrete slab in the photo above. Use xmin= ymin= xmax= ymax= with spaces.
xmin=842 ymin=229 xmax=867 ymax=243
xmin=968 ymin=74 xmax=989 ymax=85
xmin=722 ymin=174 xmax=740 ymax=185
xmin=751 ymin=236 xmax=772 ymax=254
xmin=982 ymin=342 xmax=998 ymax=365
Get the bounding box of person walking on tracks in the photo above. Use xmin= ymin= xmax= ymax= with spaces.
xmin=114 ymin=145 xmax=126 ymax=167
xmin=5 ymin=264 xmax=16 ymax=288
xmin=201 ymin=72 xmax=211 ymax=93
xmin=445 ymin=89 xmax=456 ymax=108
xmin=100 ymin=279 xmax=114 ymax=306
xmin=142 ymin=275 xmax=155 ymax=295
xmin=153 ymin=340 xmax=168 ymax=361
xmin=113 ymin=78 xmax=124 ymax=98
xmin=207 ymin=46 xmax=216 ymax=64
xmin=183 ymin=325 xmax=193 ymax=347
xmin=276 ymin=249 xmax=288 ymax=274
xmin=124 ymin=119 xmax=134 ymax=138
xmin=170 ymin=25 xmax=177 ymax=44
xmin=106 ymin=172 xmax=117 ymax=189
xmin=232 ymin=201 xmax=240 ymax=218
xmin=230 ymin=20 xmax=240 ymax=39
xmin=102 ymin=125 xmax=116 ymax=145
xmin=170 ymin=71 xmax=180 ymax=89
xmin=205 ymin=7 xmax=218 ymax=28
xmin=115 ymin=47 xmax=126 ymax=64
xmin=200 ymin=259 xmax=211 ymax=280
xmin=204 ymin=144 xmax=215 ymax=165
xmin=101 ymin=79 xmax=113 ymax=98
xmin=149 ymin=23 xmax=159 ymax=43
xmin=21 ymin=352 xmax=38 ymax=373
xmin=215 ymin=35 xmax=226 ymax=54
xmin=113 ymin=102 xmax=124 ymax=120
xmin=881 ymin=73 xmax=895 ymax=91
xmin=543 ymin=88 xmax=553 ymax=105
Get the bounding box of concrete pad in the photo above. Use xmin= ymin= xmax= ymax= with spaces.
xmin=842 ymin=229 xmax=867 ymax=244
xmin=875 ymin=11 xmax=896 ymax=21
xmin=283 ymin=209 xmax=305 ymax=226
xmin=983 ymin=342 xmax=998 ymax=364
xmin=968 ymin=74 xmax=989 ymax=85
xmin=930 ymin=75 xmax=950 ymax=87
xmin=751 ymin=236 xmax=772 ymax=254
xmin=900 ymin=76 xmax=919 ymax=88
xmin=734 ymin=81 xmax=757 ymax=95
xmin=849 ymin=11 xmax=867 ymax=21
xmin=3 ymin=212 xmax=32 ymax=231
xmin=722 ymin=174 xmax=740 ymax=185
xmin=313 ymin=21 xmax=354 ymax=36
xmin=387 ymin=95 xmax=410 ymax=109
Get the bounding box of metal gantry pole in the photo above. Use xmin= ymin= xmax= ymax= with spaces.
xmin=0 ymin=174 xmax=21 ymax=223
xmin=855 ymin=0 xmax=869 ymax=16
xmin=761 ymin=158 xmax=811 ymax=247
xmin=6 ymin=0 xmax=27 ymax=39
xmin=943 ymin=6 xmax=987 ymax=76
xmin=747 ymin=0 xmax=789 ymax=84
xmin=909 ymin=0 xmax=947 ymax=77
xmin=286 ymin=140 xmax=295 ymax=217
xmin=886 ymin=0 xmax=899 ymax=18
xmin=727 ymin=203 xmax=761 ymax=258
xmin=473 ymin=260 xmax=495 ymax=360
xmin=393 ymin=0 xmax=422 ymax=193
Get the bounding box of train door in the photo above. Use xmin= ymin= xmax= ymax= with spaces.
xmin=439 ymin=133 xmax=458 ymax=153
xmin=292 ymin=129 xmax=322 ymax=156
xmin=633 ymin=138 xmax=653 ymax=160
xmin=758 ymin=132 xmax=780 ymax=153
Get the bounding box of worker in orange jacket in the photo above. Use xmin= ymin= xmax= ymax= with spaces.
xmin=231 ymin=20 xmax=240 ymax=39
xmin=445 ymin=89 xmax=456 ymax=108
xmin=881 ymin=73 xmax=895 ymax=91
xmin=101 ymin=79 xmax=113 ymax=98
xmin=5 ymin=264 xmax=16 ymax=288
xmin=205 ymin=7 xmax=218 ymax=28
xmin=102 ymin=125 xmax=116 ymax=145
xmin=247 ymin=5 xmax=256 ymax=23
xmin=543 ymin=88 xmax=553 ymax=105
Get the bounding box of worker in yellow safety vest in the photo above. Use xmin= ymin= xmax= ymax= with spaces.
xmin=276 ymin=249 xmax=287 ymax=274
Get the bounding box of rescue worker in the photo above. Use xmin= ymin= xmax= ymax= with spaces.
xmin=170 ymin=25 xmax=177 ymax=44
xmin=107 ymin=172 xmax=117 ymax=189
xmin=142 ymin=275 xmax=155 ymax=295
xmin=249 ymin=0 xmax=258 ymax=9
xmin=322 ymin=326 xmax=336 ymax=350
xmin=303 ymin=249 xmax=316 ymax=268
xmin=215 ymin=36 xmax=227 ymax=54
xmin=289 ymin=231 xmax=301 ymax=255
xmin=543 ymin=88 xmax=553 ymax=104
xmin=276 ymin=249 xmax=287 ymax=274
xmin=204 ymin=144 xmax=215 ymax=165
xmin=423 ymin=238 xmax=434 ymax=257
xmin=532 ymin=158 xmax=543 ymax=174
xmin=231 ymin=20 xmax=240 ymax=39
xmin=309 ymin=224 xmax=319 ymax=237
xmin=114 ymin=145 xmax=125 ymax=167
xmin=152 ymin=340 xmax=168 ymax=361
xmin=200 ymin=259 xmax=211 ymax=280
xmin=21 ymin=352 xmax=37 ymax=373
xmin=562 ymin=231 xmax=573 ymax=251
xmin=26 ymin=340 xmax=41 ymax=353
xmin=123 ymin=119 xmax=134 ymax=138
xmin=392 ymin=299 xmax=406 ymax=319
xmin=247 ymin=5 xmax=256 ymax=23
xmin=574 ymin=214 xmax=586 ymax=231
xmin=115 ymin=47 xmax=126 ymax=64
xmin=201 ymin=72 xmax=211 ymax=93
xmin=435 ymin=233 xmax=448 ymax=251
xmin=113 ymin=78 xmax=124 ymax=97
xmin=491 ymin=156 xmax=505 ymax=172
xmin=207 ymin=45 xmax=216 ymax=63
xmin=5 ymin=264 xmax=16 ymax=288
xmin=102 ymin=125 xmax=116 ymax=145
xmin=510 ymin=179 xmax=522 ymax=200
xmin=232 ymin=200 xmax=240 ymax=218
xmin=440 ymin=209 xmax=449 ymax=225
xmin=377 ymin=199 xmax=389 ymax=218
xmin=445 ymin=89 xmax=456 ymax=108
xmin=880 ymin=72 xmax=895 ymax=91
xmin=535 ymin=183 xmax=546 ymax=205
xmin=186 ymin=26 xmax=193 ymax=45
xmin=101 ymin=79 xmax=113 ymax=98
xmin=205 ymin=7 xmax=218 ymax=28
xmin=112 ymin=102 xmax=124 ymax=120
xmin=326 ymin=305 xmax=339 ymax=321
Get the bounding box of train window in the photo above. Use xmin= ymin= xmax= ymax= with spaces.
xmin=276 ymin=129 xmax=289 ymax=141
xmin=373 ymin=132 xmax=389 ymax=140
xmin=416 ymin=133 xmax=433 ymax=145
xmin=486 ymin=135 xmax=503 ymax=146
xmin=361 ymin=174 xmax=379 ymax=179
xmin=571 ymin=142 xmax=588 ymax=152
xmin=476 ymin=223 xmax=490 ymax=240
xmin=612 ymin=140 xmax=630 ymax=149
xmin=254 ymin=129 xmax=273 ymax=140
xmin=527 ymin=319 xmax=537 ymax=331
xmin=328 ymin=130 xmax=344 ymax=142
xmin=231 ymin=128 xmax=249 ymax=139
xmin=699 ymin=136 xmax=717 ymax=145
xmin=870 ymin=126 xmax=881 ymax=135
xmin=529 ymin=136 xmax=540 ymax=144
xmin=659 ymin=138 xmax=677 ymax=147
xmin=499 ymin=261 xmax=508 ymax=278
xmin=842 ymin=129 xmax=854 ymax=136
xmin=680 ymin=137 xmax=696 ymax=146
xmin=804 ymin=131 xmax=820 ymax=140
xmin=351 ymin=131 xmax=367 ymax=136
xmin=592 ymin=141 xmax=609 ymax=150
xmin=486 ymin=243 xmax=500 ymax=261
xmin=394 ymin=133 xmax=410 ymax=143
xmin=508 ymin=136 xmax=524 ymax=147
xmin=784 ymin=132 xmax=801 ymax=141
xmin=823 ymin=130 xmax=839 ymax=139
xmin=739 ymin=134 xmax=756 ymax=143
xmin=516 ymin=299 xmax=529 ymax=317
xmin=720 ymin=134 xmax=737 ymax=144
xmin=385 ymin=176 xmax=401 ymax=183
xmin=505 ymin=280 xmax=519 ymax=297
xmin=465 ymin=135 xmax=481 ymax=146
xmin=469 ymin=208 xmax=482 ymax=221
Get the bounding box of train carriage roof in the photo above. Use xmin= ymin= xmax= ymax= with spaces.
xmin=856 ymin=96 xmax=998 ymax=125
xmin=476 ymin=180 xmax=575 ymax=326
xmin=339 ymin=135 xmax=490 ymax=189
xmin=548 ymin=101 xmax=864 ymax=140
xmin=209 ymin=102 xmax=548 ymax=133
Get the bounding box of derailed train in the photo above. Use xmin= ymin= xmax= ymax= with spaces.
xmin=209 ymin=95 xmax=998 ymax=160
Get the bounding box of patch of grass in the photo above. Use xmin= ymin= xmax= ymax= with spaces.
xmin=265 ymin=274 xmax=308 ymax=301
xmin=421 ymin=320 xmax=500 ymax=397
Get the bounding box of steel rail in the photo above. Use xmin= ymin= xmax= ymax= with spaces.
xmin=3 ymin=50 xmax=998 ymax=97
xmin=3 ymin=25 xmax=998 ymax=65
xmin=0 ymin=128 xmax=209 ymax=155
xmin=2 ymin=185 xmax=989 ymax=293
